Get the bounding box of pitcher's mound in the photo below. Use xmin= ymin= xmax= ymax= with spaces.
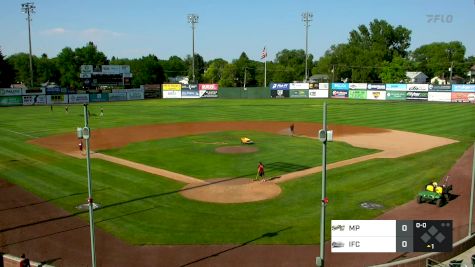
xmin=180 ymin=178 xmax=281 ymax=203
xmin=215 ymin=146 xmax=258 ymax=154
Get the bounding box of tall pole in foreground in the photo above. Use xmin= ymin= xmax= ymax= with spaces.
xmin=317 ymin=102 xmax=328 ymax=267
xmin=83 ymin=104 xmax=96 ymax=267
xmin=187 ymin=14 xmax=199 ymax=84
xmin=302 ymin=11 xmax=313 ymax=82
xmin=21 ymin=2 xmax=35 ymax=88
xmin=469 ymin=143 xmax=475 ymax=236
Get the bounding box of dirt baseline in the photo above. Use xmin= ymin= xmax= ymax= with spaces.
xmin=30 ymin=121 xmax=457 ymax=203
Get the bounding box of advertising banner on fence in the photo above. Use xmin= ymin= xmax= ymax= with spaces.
xmin=290 ymin=83 xmax=309 ymax=90
xmin=428 ymin=92 xmax=452 ymax=102
xmin=451 ymin=92 xmax=475 ymax=103
xmin=271 ymin=89 xmax=290 ymax=98
xmin=126 ymin=88 xmax=145 ymax=100
xmin=309 ymin=83 xmax=318 ymax=89
xmin=89 ymin=93 xmax=109 ymax=102
xmin=163 ymin=90 xmax=182 ymax=99
xmin=22 ymin=95 xmax=47 ymax=105
xmin=349 ymin=83 xmax=367 ymax=90
xmin=68 ymin=94 xmax=89 ymax=104
xmin=331 ymin=83 xmax=349 ymax=90
xmin=199 ymin=90 xmax=218 ymax=98
xmin=319 ymin=83 xmax=329 ymax=90
xmin=44 ymin=86 xmax=62 ymax=95
xmin=22 ymin=88 xmax=46 ymax=95
xmin=162 ymin=83 xmax=182 ymax=91
xmin=406 ymin=91 xmax=428 ymax=100
xmin=0 ymin=88 xmax=23 ymax=96
xmin=367 ymin=90 xmax=387 ymax=100
xmin=47 ymin=95 xmax=68 ymax=104
xmin=386 ymin=84 xmax=407 ymax=91
xmin=407 ymin=84 xmax=429 ymax=91
xmin=452 ymin=84 xmax=475 ymax=92
xmin=386 ymin=91 xmax=406 ymax=100
xmin=143 ymin=84 xmax=161 ymax=99
xmin=429 ymin=84 xmax=452 ymax=92
xmin=109 ymin=92 xmax=127 ymax=101
xmin=367 ymin=83 xmax=386 ymax=90
xmin=181 ymin=84 xmax=200 ymax=98
xmin=309 ymin=90 xmax=328 ymax=98
xmin=290 ymin=89 xmax=309 ymax=98
xmin=199 ymin=84 xmax=219 ymax=91
xmin=349 ymin=90 xmax=367 ymax=99
xmin=270 ymin=83 xmax=290 ymax=90
xmin=0 ymin=96 xmax=23 ymax=106
xmin=331 ymin=89 xmax=349 ymax=98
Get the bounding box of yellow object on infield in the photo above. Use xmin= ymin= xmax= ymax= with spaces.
xmin=240 ymin=137 xmax=254 ymax=144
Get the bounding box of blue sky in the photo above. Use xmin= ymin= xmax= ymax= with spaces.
xmin=1 ymin=0 xmax=474 ymax=62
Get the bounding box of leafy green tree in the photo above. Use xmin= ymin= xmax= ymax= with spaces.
xmin=130 ymin=55 xmax=165 ymax=87
xmin=203 ymin=58 xmax=227 ymax=83
xmin=314 ymin=19 xmax=411 ymax=82
xmin=0 ymin=49 xmax=15 ymax=87
xmin=275 ymin=49 xmax=312 ymax=81
xmin=219 ymin=63 xmax=238 ymax=87
xmin=160 ymin=56 xmax=187 ymax=80
xmin=379 ymin=56 xmax=413 ymax=83
xmin=185 ymin=53 xmax=205 ymax=83
xmin=36 ymin=53 xmax=59 ymax=85
xmin=411 ymin=41 xmax=466 ymax=78
xmin=6 ymin=53 xmax=35 ymax=86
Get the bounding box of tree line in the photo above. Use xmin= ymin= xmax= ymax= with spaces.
xmin=1 ymin=19 xmax=474 ymax=89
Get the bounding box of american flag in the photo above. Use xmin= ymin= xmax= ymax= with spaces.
xmin=261 ymin=47 xmax=267 ymax=59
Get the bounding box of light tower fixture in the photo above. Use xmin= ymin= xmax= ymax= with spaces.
xmin=21 ymin=2 xmax=36 ymax=88
xmin=187 ymin=14 xmax=199 ymax=83
xmin=302 ymin=11 xmax=313 ymax=82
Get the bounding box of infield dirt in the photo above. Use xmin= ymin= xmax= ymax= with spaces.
xmin=30 ymin=121 xmax=457 ymax=203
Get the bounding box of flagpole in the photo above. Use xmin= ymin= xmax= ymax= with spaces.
xmin=264 ymin=59 xmax=267 ymax=87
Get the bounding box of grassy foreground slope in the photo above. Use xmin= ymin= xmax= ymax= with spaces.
xmin=0 ymin=99 xmax=473 ymax=244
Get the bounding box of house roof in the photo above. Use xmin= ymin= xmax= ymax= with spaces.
xmin=471 ymin=65 xmax=475 ymax=71
xmin=406 ymin=71 xmax=428 ymax=79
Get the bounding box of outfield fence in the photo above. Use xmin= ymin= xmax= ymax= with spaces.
xmin=1 ymin=83 xmax=474 ymax=107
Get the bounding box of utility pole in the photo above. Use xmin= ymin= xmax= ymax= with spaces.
xmin=187 ymin=14 xmax=199 ymax=84
xmin=449 ymin=61 xmax=454 ymax=84
xmin=21 ymin=2 xmax=35 ymax=88
xmin=302 ymin=11 xmax=313 ymax=82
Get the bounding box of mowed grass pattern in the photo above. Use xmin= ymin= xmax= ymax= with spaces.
xmin=101 ymin=131 xmax=376 ymax=179
xmin=0 ymin=99 xmax=473 ymax=244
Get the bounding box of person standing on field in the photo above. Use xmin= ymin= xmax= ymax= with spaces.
xmin=256 ymin=162 xmax=265 ymax=181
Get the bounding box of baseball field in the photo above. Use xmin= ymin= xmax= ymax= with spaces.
xmin=0 ymin=98 xmax=474 ymax=265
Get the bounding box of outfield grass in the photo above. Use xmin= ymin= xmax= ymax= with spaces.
xmin=101 ymin=131 xmax=376 ymax=179
xmin=0 ymin=99 xmax=473 ymax=245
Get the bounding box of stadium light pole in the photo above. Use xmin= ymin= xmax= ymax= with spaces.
xmin=21 ymin=2 xmax=35 ymax=88
xmin=187 ymin=14 xmax=199 ymax=84
xmin=81 ymin=104 xmax=96 ymax=267
xmin=316 ymin=102 xmax=328 ymax=267
xmin=302 ymin=11 xmax=313 ymax=82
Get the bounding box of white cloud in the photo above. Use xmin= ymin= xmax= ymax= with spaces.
xmin=40 ymin=27 xmax=67 ymax=35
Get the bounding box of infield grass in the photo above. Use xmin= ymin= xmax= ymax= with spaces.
xmin=100 ymin=131 xmax=376 ymax=179
xmin=0 ymin=99 xmax=473 ymax=244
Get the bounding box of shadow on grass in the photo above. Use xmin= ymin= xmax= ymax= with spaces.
xmin=180 ymin=226 xmax=292 ymax=267
xmin=266 ymin=162 xmax=311 ymax=173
